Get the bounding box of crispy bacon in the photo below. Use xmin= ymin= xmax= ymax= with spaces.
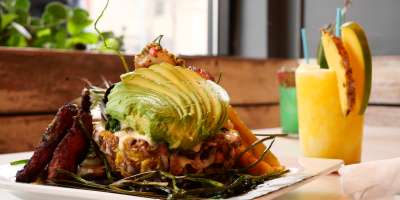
xmin=47 ymin=90 xmax=93 ymax=180
xmin=47 ymin=113 xmax=92 ymax=180
xmin=16 ymin=104 xmax=78 ymax=183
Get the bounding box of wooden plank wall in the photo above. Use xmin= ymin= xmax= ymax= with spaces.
xmin=365 ymin=56 xmax=400 ymax=127
xmin=0 ymin=47 xmax=399 ymax=153
xmin=0 ymin=48 xmax=128 ymax=153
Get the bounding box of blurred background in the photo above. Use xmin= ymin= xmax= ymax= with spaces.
xmin=8 ymin=0 xmax=400 ymax=57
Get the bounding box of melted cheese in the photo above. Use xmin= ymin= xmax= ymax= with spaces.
xmin=114 ymin=129 xmax=154 ymax=151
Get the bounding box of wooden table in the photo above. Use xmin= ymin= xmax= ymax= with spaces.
xmin=0 ymin=126 xmax=399 ymax=200
xmin=262 ymin=126 xmax=400 ymax=200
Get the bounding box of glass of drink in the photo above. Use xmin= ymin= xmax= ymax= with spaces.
xmin=277 ymin=67 xmax=299 ymax=135
xmin=295 ymin=64 xmax=363 ymax=164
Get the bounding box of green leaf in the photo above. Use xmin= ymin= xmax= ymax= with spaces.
xmin=7 ymin=32 xmax=27 ymax=47
xmin=11 ymin=22 xmax=31 ymax=39
xmin=78 ymin=32 xmax=99 ymax=43
xmin=32 ymin=33 xmax=52 ymax=48
xmin=15 ymin=0 xmax=30 ymax=12
xmin=30 ymin=17 xmax=41 ymax=26
xmin=1 ymin=13 xmax=17 ymax=30
xmin=54 ymin=29 xmax=68 ymax=48
xmin=67 ymin=8 xmax=92 ymax=35
xmin=100 ymin=31 xmax=115 ymax=39
xmin=2 ymin=0 xmax=16 ymax=12
xmin=42 ymin=2 xmax=68 ymax=26
xmin=15 ymin=9 xmax=29 ymax=26
xmin=98 ymin=38 xmax=121 ymax=52
xmin=66 ymin=32 xmax=98 ymax=48
xmin=30 ymin=17 xmax=42 ymax=30
xmin=105 ymin=117 xmax=121 ymax=132
xmin=317 ymin=41 xmax=328 ymax=69
xmin=36 ymin=28 xmax=51 ymax=38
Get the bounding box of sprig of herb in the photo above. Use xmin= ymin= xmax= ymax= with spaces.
xmin=235 ymin=136 xmax=274 ymax=163
xmin=94 ymin=0 xmax=129 ymax=72
xmin=238 ymin=138 xmax=276 ymax=172
xmin=54 ymin=167 xmax=288 ymax=199
xmin=216 ymin=72 xmax=223 ymax=84
xmin=78 ymin=119 xmax=115 ymax=183
xmin=152 ymin=34 xmax=164 ymax=46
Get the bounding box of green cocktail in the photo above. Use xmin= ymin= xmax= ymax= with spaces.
xmin=277 ymin=67 xmax=298 ymax=135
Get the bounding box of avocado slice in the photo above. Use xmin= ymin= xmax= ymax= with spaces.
xmin=175 ymin=67 xmax=225 ymax=137
xmin=122 ymin=74 xmax=186 ymax=118
xmin=106 ymin=83 xmax=177 ymax=122
xmin=135 ymin=65 xmax=200 ymax=143
xmin=150 ymin=64 xmax=206 ymax=140
xmin=134 ymin=67 xmax=195 ymax=117
xmin=106 ymin=63 xmax=230 ymax=150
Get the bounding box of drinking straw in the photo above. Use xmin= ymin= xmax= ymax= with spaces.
xmin=336 ymin=8 xmax=342 ymax=37
xmin=341 ymin=8 xmax=346 ymax=23
xmin=301 ymin=28 xmax=309 ymax=64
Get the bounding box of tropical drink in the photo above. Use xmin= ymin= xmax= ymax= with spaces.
xmin=296 ymin=64 xmax=364 ymax=164
xmin=296 ymin=21 xmax=371 ymax=164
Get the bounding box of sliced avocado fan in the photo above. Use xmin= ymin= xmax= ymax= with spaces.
xmin=106 ymin=63 xmax=230 ymax=150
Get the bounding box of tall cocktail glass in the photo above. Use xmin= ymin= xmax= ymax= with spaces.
xmin=296 ymin=64 xmax=363 ymax=164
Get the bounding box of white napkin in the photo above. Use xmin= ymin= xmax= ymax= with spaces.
xmin=339 ymin=157 xmax=400 ymax=200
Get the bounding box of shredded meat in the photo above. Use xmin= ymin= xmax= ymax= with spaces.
xmin=95 ymin=130 xmax=241 ymax=176
xmin=16 ymin=104 xmax=78 ymax=183
xmin=133 ymin=39 xmax=215 ymax=82
xmin=134 ymin=42 xmax=185 ymax=69
xmin=169 ymin=131 xmax=241 ymax=175
xmin=187 ymin=66 xmax=215 ymax=81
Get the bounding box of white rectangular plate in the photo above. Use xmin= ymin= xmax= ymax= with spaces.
xmin=0 ymin=153 xmax=342 ymax=200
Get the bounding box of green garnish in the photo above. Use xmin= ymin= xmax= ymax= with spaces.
xmin=105 ymin=117 xmax=120 ymax=132
xmin=10 ymin=159 xmax=29 ymax=166
xmin=53 ymin=166 xmax=288 ymax=199
xmin=152 ymin=34 xmax=164 ymax=45
xmin=237 ymin=137 xmax=276 ymax=173
xmin=50 ymin=136 xmax=288 ymax=199
xmin=78 ymin=119 xmax=115 ymax=182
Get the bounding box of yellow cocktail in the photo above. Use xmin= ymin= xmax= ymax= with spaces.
xmin=296 ymin=64 xmax=364 ymax=164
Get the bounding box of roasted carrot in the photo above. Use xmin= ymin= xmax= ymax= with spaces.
xmin=228 ymin=106 xmax=281 ymax=167
xmin=237 ymin=146 xmax=273 ymax=175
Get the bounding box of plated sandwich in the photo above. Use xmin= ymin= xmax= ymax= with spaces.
xmin=14 ymin=37 xmax=286 ymax=199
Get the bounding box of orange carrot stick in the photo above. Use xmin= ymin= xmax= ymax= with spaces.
xmin=228 ymin=106 xmax=281 ymax=167
xmin=238 ymin=146 xmax=273 ymax=175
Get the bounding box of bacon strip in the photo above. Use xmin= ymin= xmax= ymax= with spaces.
xmin=47 ymin=90 xmax=93 ymax=180
xmin=47 ymin=112 xmax=93 ymax=180
xmin=16 ymin=104 xmax=78 ymax=183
